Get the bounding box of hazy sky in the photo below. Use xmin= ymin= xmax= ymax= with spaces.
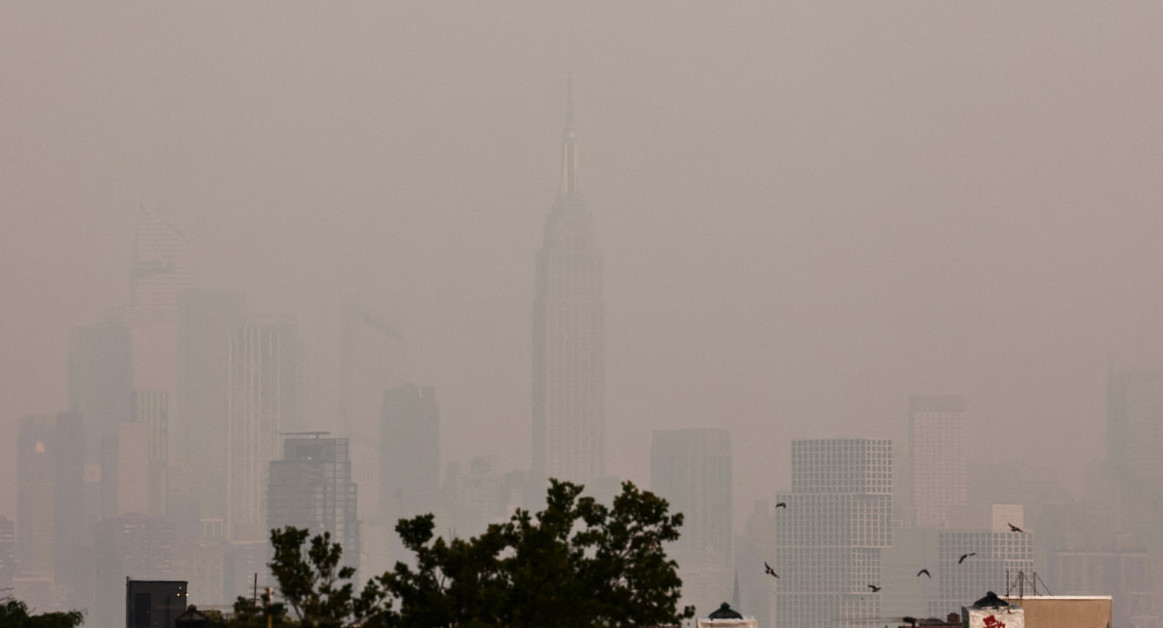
xmin=3 ymin=2 xmax=1163 ymax=522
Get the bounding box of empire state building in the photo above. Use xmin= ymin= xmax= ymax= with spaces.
xmin=532 ymin=79 xmax=606 ymax=487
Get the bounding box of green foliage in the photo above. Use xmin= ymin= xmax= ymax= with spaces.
xmin=229 ymin=591 xmax=292 ymax=627
xmin=260 ymin=479 xmax=691 ymax=628
xmin=380 ymin=479 xmax=694 ymax=628
xmin=0 ymin=598 xmax=84 ymax=628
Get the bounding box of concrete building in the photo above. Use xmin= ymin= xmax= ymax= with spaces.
xmin=532 ymin=75 xmax=606 ymax=489
xmin=267 ymin=435 xmax=360 ymax=571
xmin=651 ymin=429 xmax=733 ymax=614
xmin=69 ymin=320 xmax=134 ymax=520
xmin=380 ymin=385 xmax=439 ymax=535
xmin=226 ymin=320 xmax=296 ymax=541
xmin=927 ymin=509 xmax=1034 ymax=617
xmin=15 ymin=411 xmax=87 ymax=611
xmin=126 ymin=579 xmax=188 ymax=628
xmin=1000 ymin=596 xmax=1112 ymax=628
xmin=775 ymin=439 xmax=893 ymax=628
xmin=734 ymin=501 xmax=777 ymax=628
xmin=908 ymin=396 xmax=967 ymax=528
xmin=0 ymin=515 xmax=13 ymax=592
xmin=1048 ymin=542 xmax=1153 ymax=628
xmin=179 ymin=289 xmax=246 ymax=520
xmin=95 ymin=516 xmax=182 ymax=627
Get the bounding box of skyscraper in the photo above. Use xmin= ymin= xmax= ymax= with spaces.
xmin=179 ymin=289 xmax=246 ymax=519
xmin=131 ymin=207 xmax=192 ymax=315
xmin=380 ymin=384 xmax=438 ymax=561
xmin=909 ymin=395 xmax=967 ymax=527
xmin=775 ymin=439 xmax=893 ymax=628
xmin=68 ymin=319 xmax=134 ymax=520
xmin=1107 ymin=369 xmax=1163 ymax=482
xmin=226 ymin=320 xmax=296 ymax=541
xmin=15 ymin=412 xmax=87 ymax=612
xmin=650 ymin=429 xmax=733 ymax=613
xmin=0 ymin=516 xmax=14 ymax=593
xmin=532 ymin=76 xmax=606 ymax=488
xmin=651 ymin=429 xmax=733 ymax=554
xmin=268 ymin=436 xmax=360 ymax=571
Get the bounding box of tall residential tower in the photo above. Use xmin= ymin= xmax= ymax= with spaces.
xmin=532 ymin=76 xmax=606 ymax=488
xmin=775 ymin=439 xmax=893 ymax=628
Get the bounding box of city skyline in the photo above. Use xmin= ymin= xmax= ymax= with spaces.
xmin=4 ymin=3 xmax=1163 ymax=626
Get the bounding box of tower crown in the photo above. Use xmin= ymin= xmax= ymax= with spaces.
xmin=559 ymin=72 xmax=580 ymax=198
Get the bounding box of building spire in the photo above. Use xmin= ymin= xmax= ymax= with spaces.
xmin=559 ymin=70 xmax=580 ymax=198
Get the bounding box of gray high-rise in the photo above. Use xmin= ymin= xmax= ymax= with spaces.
xmin=775 ymin=439 xmax=893 ymax=628
xmin=226 ymin=319 xmax=297 ymax=541
xmin=179 ymin=289 xmax=246 ymax=519
xmin=532 ymin=77 xmax=606 ymax=488
xmin=650 ymin=429 xmax=733 ymax=613
xmin=268 ymin=436 xmax=360 ymax=571
xmin=908 ymin=395 xmax=967 ymax=527
xmin=380 ymin=385 xmax=439 ymax=531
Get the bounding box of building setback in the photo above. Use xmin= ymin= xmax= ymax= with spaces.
xmin=531 ymin=75 xmax=606 ymax=489
xmin=775 ymin=439 xmax=893 ymax=628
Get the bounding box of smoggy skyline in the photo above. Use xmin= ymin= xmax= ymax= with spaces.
xmin=4 ymin=1 xmax=1163 ymax=526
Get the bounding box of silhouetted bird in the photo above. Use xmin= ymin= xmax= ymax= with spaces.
xmin=958 ymin=553 xmax=976 ymax=564
xmin=867 ymin=584 xmax=881 ymax=592
xmin=1008 ymin=523 xmax=1024 ymax=533
xmin=916 ymin=569 xmax=931 ymax=578
xmin=764 ymin=562 xmax=779 ymax=578
xmin=775 ymin=502 xmax=787 ymax=509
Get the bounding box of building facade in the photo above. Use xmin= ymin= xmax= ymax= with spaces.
xmin=927 ymin=522 xmax=1034 ymax=617
xmin=179 ymin=289 xmax=247 ymax=519
xmin=908 ymin=395 xmax=967 ymax=528
xmin=226 ymin=320 xmax=296 ymax=541
xmin=267 ymin=435 xmax=360 ymax=571
xmin=775 ymin=439 xmax=893 ymax=628
xmin=531 ymin=77 xmax=606 ymax=489
xmin=651 ymin=428 xmax=734 ymax=614
xmin=380 ymin=385 xmax=439 ymax=531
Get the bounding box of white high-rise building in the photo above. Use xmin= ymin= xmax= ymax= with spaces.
xmin=651 ymin=429 xmax=733 ymax=614
xmin=775 ymin=439 xmax=893 ymax=628
xmin=927 ymin=507 xmax=1034 ymax=617
xmin=226 ymin=320 xmax=296 ymax=541
xmin=531 ymin=75 xmax=605 ymax=488
xmin=909 ymin=395 xmax=967 ymax=527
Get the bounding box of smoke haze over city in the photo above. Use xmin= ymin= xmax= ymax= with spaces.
xmin=3 ymin=2 xmax=1163 ymax=625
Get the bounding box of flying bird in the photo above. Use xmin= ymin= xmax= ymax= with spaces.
xmin=1008 ymin=523 xmax=1025 ymax=533
xmin=764 ymin=562 xmax=779 ymax=578
xmin=916 ymin=568 xmax=931 ymax=578
xmin=775 ymin=502 xmax=787 ymax=509
xmin=958 ymin=553 xmax=976 ymax=564
xmin=867 ymin=584 xmax=881 ymax=593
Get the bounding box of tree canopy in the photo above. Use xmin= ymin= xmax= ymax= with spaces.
xmin=263 ymin=479 xmax=693 ymax=628
xmin=0 ymin=598 xmax=83 ymax=628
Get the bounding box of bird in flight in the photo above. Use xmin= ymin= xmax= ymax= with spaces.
xmin=867 ymin=584 xmax=881 ymax=592
xmin=775 ymin=502 xmax=787 ymax=509
xmin=764 ymin=562 xmax=779 ymax=578
xmin=1008 ymin=523 xmax=1025 ymax=533
xmin=958 ymin=553 xmax=976 ymax=564
xmin=916 ymin=568 xmax=931 ymax=578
